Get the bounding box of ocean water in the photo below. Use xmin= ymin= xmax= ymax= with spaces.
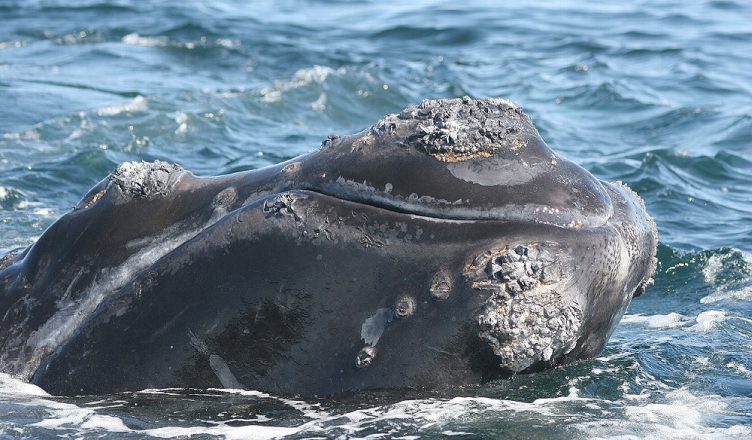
xmin=1 ymin=0 xmax=751 ymax=438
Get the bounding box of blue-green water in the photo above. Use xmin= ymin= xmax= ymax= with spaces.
xmin=1 ymin=0 xmax=751 ymax=438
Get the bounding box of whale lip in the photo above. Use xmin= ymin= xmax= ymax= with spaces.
xmin=293 ymin=188 xmax=484 ymax=223
xmin=299 ymin=181 xmax=613 ymax=228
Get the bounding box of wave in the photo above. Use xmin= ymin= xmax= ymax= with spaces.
xmin=121 ymin=33 xmax=240 ymax=51
xmin=370 ymin=25 xmax=481 ymax=45
xmin=95 ymin=95 xmax=148 ymax=117
xmin=1 ymin=373 xmax=748 ymax=440
xmin=620 ymin=310 xmax=734 ymax=333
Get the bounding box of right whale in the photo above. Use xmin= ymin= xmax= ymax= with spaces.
xmin=0 ymin=97 xmax=658 ymax=396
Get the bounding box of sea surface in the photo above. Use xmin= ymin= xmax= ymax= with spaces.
xmin=1 ymin=0 xmax=751 ymax=438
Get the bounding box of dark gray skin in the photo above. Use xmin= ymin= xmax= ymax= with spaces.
xmin=0 ymin=98 xmax=657 ymax=397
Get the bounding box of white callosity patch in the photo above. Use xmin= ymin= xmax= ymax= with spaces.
xmin=108 ymin=160 xmax=183 ymax=199
xmin=372 ymin=96 xmax=537 ymax=162
xmin=466 ymin=244 xmax=582 ymax=372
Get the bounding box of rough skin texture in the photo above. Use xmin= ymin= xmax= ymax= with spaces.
xmin=465 ymin=243 xmax=583 ymax=372
xmin=108 ymin=160 xmax=183 ymax=199
xmin=370 ymin=96 xmax=539 ymax=162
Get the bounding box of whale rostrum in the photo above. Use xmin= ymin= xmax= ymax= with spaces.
xmin=0 ymin=98 xmax=657 ymax=396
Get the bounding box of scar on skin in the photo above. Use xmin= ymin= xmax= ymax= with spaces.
xmin=84 ymin=190 xmax=106 ymax=208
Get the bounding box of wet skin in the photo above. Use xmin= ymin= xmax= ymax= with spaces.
xmin=0 ymin=98 xmax=657 ymax=396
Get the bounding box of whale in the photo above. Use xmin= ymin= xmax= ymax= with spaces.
xmin=0 ymin=98 xmax=658 ymax=396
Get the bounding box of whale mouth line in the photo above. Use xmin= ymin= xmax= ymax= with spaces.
xmin=292 ymin=178 xmax=611 ymax=227
xmin=295 ymin=187 xmax=602 ymax=228
xmin=296 ymin=188 xmax=482 ymax=222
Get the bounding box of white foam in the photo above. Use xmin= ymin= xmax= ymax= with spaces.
xmin=307 ymin=395 xmax=557 ymax=436
xmin=0 ymin=373 xmax=49 ymax=397
xmin=260 ymin=65 xmax=340 ymax=103
xmin=122 ymin=33 xmax=169 ymax=47
xmin=141 ymin=424 xmax=299 ymax=439
xmin=64 ymin=113 xmax=94 ymax=142
xmin=532 ymin=385 xmax=588 ymax=405
xmin=179 ymin=390 xmax=565 ymax=436
xmin=0 ymin=39 xmax=27 ymax=49
xmin=701 ymin=285 xmax=752 ymax=304
xmin=31 ymin=207 xmax=54 ymax=217
xmin=575 ymin=388 xmax=746 ymax=440
xmin=3 ymin=385 xmax=303 ymax=439
xmin=174 ymin=112 xmax=189 ymax=135
xmin=205 ymin=388 xmax=330 ymax=419
xmin=726 ymin=362 xmax=752 ymax=377
xmin=96 ymin=95 xmax=148 ymax=116
xmin=701 ymin=250 xmax=752 ymax=304
xmin=30 ymin=400 xmax=131 ymax=432
xmin=120 ymin=35 xmax=240 ymax=51
xmin=688 ymin=310 xmax=726 ymax=332
xmin=621 ymin=312 xmax=689 ymax=328
xmin=695 ymin=356 xmax=712 ymax=367
xmin=727 ymin=425 xmax=752 ymax=436
xmin=2 ymin=126 xmax=40 ymax=141
xmin=216 ymin=38 xmax=240 ymax=48
xmin=703 ymin=253 xmax=726 ymax=285
xmin=311 ymin=92 xmax=327 ymax=111
xmin=2 ymin=379 xmax=748 ymax=440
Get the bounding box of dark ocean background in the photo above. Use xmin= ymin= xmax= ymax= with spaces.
xmin=1 ymin=0 xmax=751 ymax=438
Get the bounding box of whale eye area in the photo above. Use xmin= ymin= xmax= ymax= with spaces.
xmin=369 ymin=97 xmax=539 ymax=163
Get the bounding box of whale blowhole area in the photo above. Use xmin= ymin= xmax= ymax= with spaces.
xmin=370 ymin=97 xmax=540 ymax=162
